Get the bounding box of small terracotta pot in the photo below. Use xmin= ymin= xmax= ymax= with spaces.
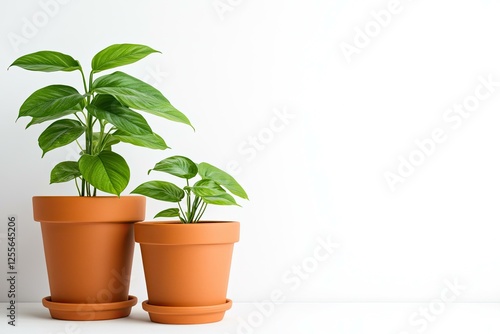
xmin=135 ymin=221 xmax=239 ymax=324
xmin=32 ymin=196 xmax=145 ymax=320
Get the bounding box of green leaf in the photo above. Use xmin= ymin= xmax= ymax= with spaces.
xmin=149 ymin=155 xmax=197 ymax=179
xmin=27 ymin=108 xmax=81 ymax=128
xmin=202 ymin=193 xmax=239 ymax=206
xmin=50 ymin=161 xmax=81 ymax=184
xmin=131 ymin=181 xmax=184 ymax=202
xmin=19 ymin=85 xmax=85 ymax=119
xmin=192 ymin=179 xmax=227 ymax=197
xmin=112 ymin=130 xmax=167 ymax=149
xmin=154 ymin=208 xmax=180 ymax=219
xmin=98 ymin=133 xmax=120 ymax=151
xmin=198 ymin=162 xmax=248 ymax=199
xmin=9 ymin=51 xmax=80 ymax=72
xmin=79 ymin=151 xmax=130 ymax=196
xmin=92 ymin=44 xmax=159 ymax=73
xmin=92 ymin=71 xmax=192 ymax=128
xmin=38 ymin=119 xmax=85 ymax=157
xmin=88 ymin=95 xmax=153 ymax=135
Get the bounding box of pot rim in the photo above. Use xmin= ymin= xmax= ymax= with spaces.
xmin=33 ymin=195 xmax=146 ymax=223
xmin=134 ymin=221 xmax=240 ymax=245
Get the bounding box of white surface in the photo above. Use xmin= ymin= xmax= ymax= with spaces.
xmin=2 ymin=302 xmax=500 ymax=334
xmin=2 ymin=0 xmax=500 ymax=303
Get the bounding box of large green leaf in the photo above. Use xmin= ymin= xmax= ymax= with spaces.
xmin=18 ymin=85 xmax=85 ymax=119
xmin=131 ymin=181 xmax=184 ymax=202
xmin=92 ymin=44 xmax=159 ymax=73
xmin=92 ymin=71 xmax=192 ymax=128
xmin=79 ymin=151 xmax=130 ymax=196
xmin=38 ymin=119 xmax=85 ymax=157
xmin=88 ymin=95 xmax=153 ymax=135
xmin=112 ymin=130 xmax=167 ymax=149
xmin=154 ymin=208 xmax=180 ymax=219
xmin=9 ymin=51 xmax=80 ymax=72
xmin=50 ymin=161 xmax=81 ymax=184
xmin=202 ymin=193 xmax=239 ymax=206
xmin=198 ymin=162 xmax=248 ymax=199
xmin=27 ymin=108 xmax=80 ymax=128
xmin=149 ymin=155 xmax=197 ymax=179
xmin=192 ymin=179 xmax=227 ymax=197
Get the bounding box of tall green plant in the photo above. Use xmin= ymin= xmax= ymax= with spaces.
xmin=132 ymin=156 xmax=248 ymax=223
xmin=9 ymin=44 xmax=192 ymax=196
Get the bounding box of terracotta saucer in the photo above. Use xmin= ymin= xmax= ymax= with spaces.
xmin=142 ymin=299 xmax=232 ymax=324
xmin=42 ymin=295 xmax=137 ymax=321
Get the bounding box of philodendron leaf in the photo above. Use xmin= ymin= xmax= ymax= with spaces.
xmin=131 ymin=181 xmax=184 ymax=202
xmin=202 ymin=193 xmax=239 ymax=206
xmin=18 ymin=85 xmax=85 ymax=119
xmin=27 ymin=108 xmax=80 ymax=128
xmin=88 ymin=95 xmax=153 ymax=135
xmin=92 ymin=71 xmax=192 ymax=128
xmin=38 ymin=119 xmax=85 ymax=157
xmin=79 ymin=151 xmax=130 ymax=196
xmin=112 ymin=130 xmax=167 ymax=150
xmin=97 ymin=133 xmax=120 ymax=151
xmin=154 ymin=208 xmax=180 ymax=219
xmin=9 ymin=51 xmax=80 ymax=72
xmin=50 ymin=161 xmax=81 ymax=184
xmin=149 ymin=155 xmax=198 ymax=179
xmin=92 ymin=44 xmax=160 ymax=73
xmin=192 ymin=179 xmax=227 ymax=197
xmin=198 ymin=163 xmax=248 ymax=199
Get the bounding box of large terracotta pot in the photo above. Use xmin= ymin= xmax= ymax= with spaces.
xmin=32 ymin=196 xmax=145 ymax=320
xmin=135 ymin=221 xmax=239 ymax=324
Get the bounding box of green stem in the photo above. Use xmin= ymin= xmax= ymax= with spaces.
xmin=82 ymin=72 xmax=95 ymax=197
xmin=186 ymin=179 xmax=192 ymax=220
xmin=194 ymin=201 xmax=208 ymax=223
xmin=79 ymin=68 xmax=88 ymax=95
xmin=75 ymin=178 xmax=82 ymax=196
xmin=178 ymin=203 xmax=188 ymax=223
xmin=191 ymin=196 xmax=201 ymax=222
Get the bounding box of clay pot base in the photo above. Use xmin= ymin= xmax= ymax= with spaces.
xmin=142 ymin=299 xmax=232 ymax=324
xmin=42 ymin=295 xmax=137 ymax=321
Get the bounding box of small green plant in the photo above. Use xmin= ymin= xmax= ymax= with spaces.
xmin=9 ymin=44 xmax=192 ymax=196
xmin=131 ymin=155 xmax=248 ymax=223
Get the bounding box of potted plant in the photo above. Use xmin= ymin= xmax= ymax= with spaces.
xmin=131 ymin=155 xmax=248 ymax=324
xmin=9 ymin=44 xmax=192 ymax=320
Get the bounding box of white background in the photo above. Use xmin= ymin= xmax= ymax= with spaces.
xmin=1 ymin=0 xmax=500 ymax=310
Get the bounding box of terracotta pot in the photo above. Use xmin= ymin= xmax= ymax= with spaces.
xmin=135 ymin=221 xmax=240 ymax=324
xmin=32 ymin=196 xmax=145 ymax=320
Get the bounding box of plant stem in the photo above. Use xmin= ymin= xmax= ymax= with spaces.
xmin=185 ymin=179 xmax=191 ymax=218
xmin=75 ymin=178 xmax=82 ymax=196
xmin=194 ymin=201 xmax=208 ymax=223
xmin=82 ymin=72 xmax=95 ymax=197
xmin=178 ymin=203 xmax=188 ymax=223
